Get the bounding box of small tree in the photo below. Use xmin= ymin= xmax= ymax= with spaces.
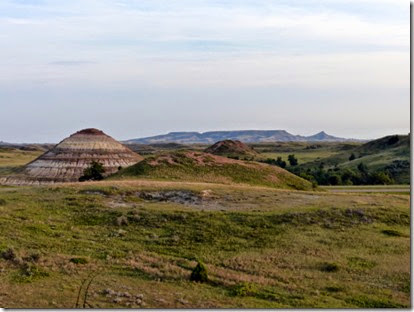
xmin=357 ymin=162 xmax=368 ymax=174
xmin=370 ymin=172 xmax=394 ymax=185
xmin=349 ymin=153 xmax=356 ymax=161
xmin=79 ymin=161 xmax=105 ymax=182
xmin=328 ymin=174 xmax=341 ymax=186
xmin=288 ymin=154 xmax=298 ymax=166
xmin=190 ymin=261 xmax=208 ymax=283
xmin=275 ymin=157 xmax=287 ymax=168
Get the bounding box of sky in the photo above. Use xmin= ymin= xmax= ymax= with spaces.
xmin=0 ymin=0 xmax=410 ymax=143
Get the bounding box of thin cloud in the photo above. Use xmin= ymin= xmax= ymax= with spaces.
xmin=48 ymin=60 xmax=97 ymax=66
xmin=0 ymin=0 xmax=409 ymax=142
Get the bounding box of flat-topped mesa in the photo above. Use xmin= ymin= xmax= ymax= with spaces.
xmin=0 ymin=128 xmax=144 ymax=185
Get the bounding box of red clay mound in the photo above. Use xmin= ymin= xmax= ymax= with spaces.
xmin=204 ymin=140 xmax=258 ymax=157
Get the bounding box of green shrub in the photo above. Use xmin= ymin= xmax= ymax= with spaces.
xmin=23 ymin=252 xmax=41 ymax=263
xmin=381 ymin=229 xmax=404 ymax=237
xmin=320 ymin=262 xmax=340 ymax=272
xmin=1 ymin=247 xmax=16 ymax=261
xmin=190 ymin=261 xmax=208 ymax=283
xmin=14 ymin=263 xmax=49 ymax=283
xmin=231 ymin=282 xmax=257 ymax=297
xmin=325 ymin=286 xmax=343 ymax=293
xmin=70 ymin=257 xmax=88 ymax=264
xmin=288 ymin=154 xmax=298 ymax=166
xmin=348 ymin=257 xmax=376 ymax=270
xmin=346 ymin=295 xmax=404 ymax=308
xmin=0 ymin=199 xmax=6 ymax=205
xmin=79 ymin=161 xmax=105 ymax=182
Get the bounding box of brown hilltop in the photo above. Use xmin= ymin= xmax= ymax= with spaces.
xmin=75 ymin=128 xmax=106 ymax=135
xmin=205 ymin=140 xmax=258 ymax=157
xmin=0 ymin=128 xmax=143 ymax=185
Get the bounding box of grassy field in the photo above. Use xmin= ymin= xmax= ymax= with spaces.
xmin=259 ymin=151 xmax=337 ymax=164
xmin=323 ymin=185 xmax=410 ymax=195
xmin=0 ymin=148 xmax=43 ymax=176
xmin=0 ymin=180 xmax=410 ymax=308
xmin=250 ymin=142 xmax=361 ymax=164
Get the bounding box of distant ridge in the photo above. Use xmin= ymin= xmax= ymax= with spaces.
xmin=125 ymin=130 xmax=361 ymax=144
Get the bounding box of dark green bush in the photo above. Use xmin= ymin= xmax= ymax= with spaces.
xmin=1 ymin=247 xmax=16 ymax=261
xmin=190 ymin=261 xmax=208 ymax=282
xmin=79 ymin=161 xmax=105 ymax=182
xmin=381 ymin=229 xmax=404 ymax=237
xmin=24 ymin=252 xmax=41 ymax=263
xmin=288 ymin=154 xmax=298 ymax=166
xmin=320 ymin=262 xmax=340 ymax=272
xmin=325 ymin=286 xmax=343 ymax=293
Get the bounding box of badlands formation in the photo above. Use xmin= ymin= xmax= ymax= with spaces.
xmin=0 ymin=128 xmax=143 ymax=185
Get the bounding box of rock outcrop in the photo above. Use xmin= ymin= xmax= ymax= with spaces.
xmin=0 ymin=128 xmax=143 ymax=185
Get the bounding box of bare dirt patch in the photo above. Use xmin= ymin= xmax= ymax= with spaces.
xmin=136 ymin=190 xmax=205 ymax=206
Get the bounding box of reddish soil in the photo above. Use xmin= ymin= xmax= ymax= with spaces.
xmin=146 ymin=151 xmax=277 ymax=172
xmin=204 ymin=140 xmax=257 ymax=156
xmin=75 ymin=128 xmax=106 ymax=135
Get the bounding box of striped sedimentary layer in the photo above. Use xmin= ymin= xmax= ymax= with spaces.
xmin=0 ymin=128 xmax=143 ymax=185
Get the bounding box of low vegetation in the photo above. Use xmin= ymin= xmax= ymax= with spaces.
xmin=0 ymin=135 xmax=410 ymax=308
xmin=79 ymin=161 xmax=106 ymax=182
xmin=0 ymin=180 xmax=409 ymax=308
xmin=257 ymin=135 xmax=409 ymax=186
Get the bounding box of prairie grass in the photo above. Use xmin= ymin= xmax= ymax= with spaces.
xmin=0 ymin=149 xmax=43 ymax=176
xmin=0 ymin=180 xmax=409 ymax=308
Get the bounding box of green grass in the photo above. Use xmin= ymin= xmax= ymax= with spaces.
xmin=0 ymin=148 xmax=43 ymax=177
xmin=297 ymin=135 xmax=410 ymax=184
xmin=251 ymin=142 xmax=361 ymax=164
xmin=259 ymin=151 xmax=337 ymax=164
xmin=0 ymin=148 xmax=42 ymax=168
xmin=0 ymin=180 xmax=409 ymax=308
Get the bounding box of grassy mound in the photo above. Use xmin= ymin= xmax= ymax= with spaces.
xmin=112 ymin=151 xmax=313 ymax=190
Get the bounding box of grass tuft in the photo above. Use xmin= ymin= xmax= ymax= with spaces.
xmin=381 ymin=229 xmax=404 ymax=237
xmin=319 ymin=262 xmax=340 ymax=272
xmin=70 ymin=257 xmax=89 ymax=265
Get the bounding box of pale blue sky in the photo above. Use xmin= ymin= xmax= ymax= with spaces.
xmin=0 ymin=0 xmax=410 ymax=143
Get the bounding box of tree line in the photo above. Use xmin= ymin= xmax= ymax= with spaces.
xmin=262 ymin=154 xmax=395 ymax=186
